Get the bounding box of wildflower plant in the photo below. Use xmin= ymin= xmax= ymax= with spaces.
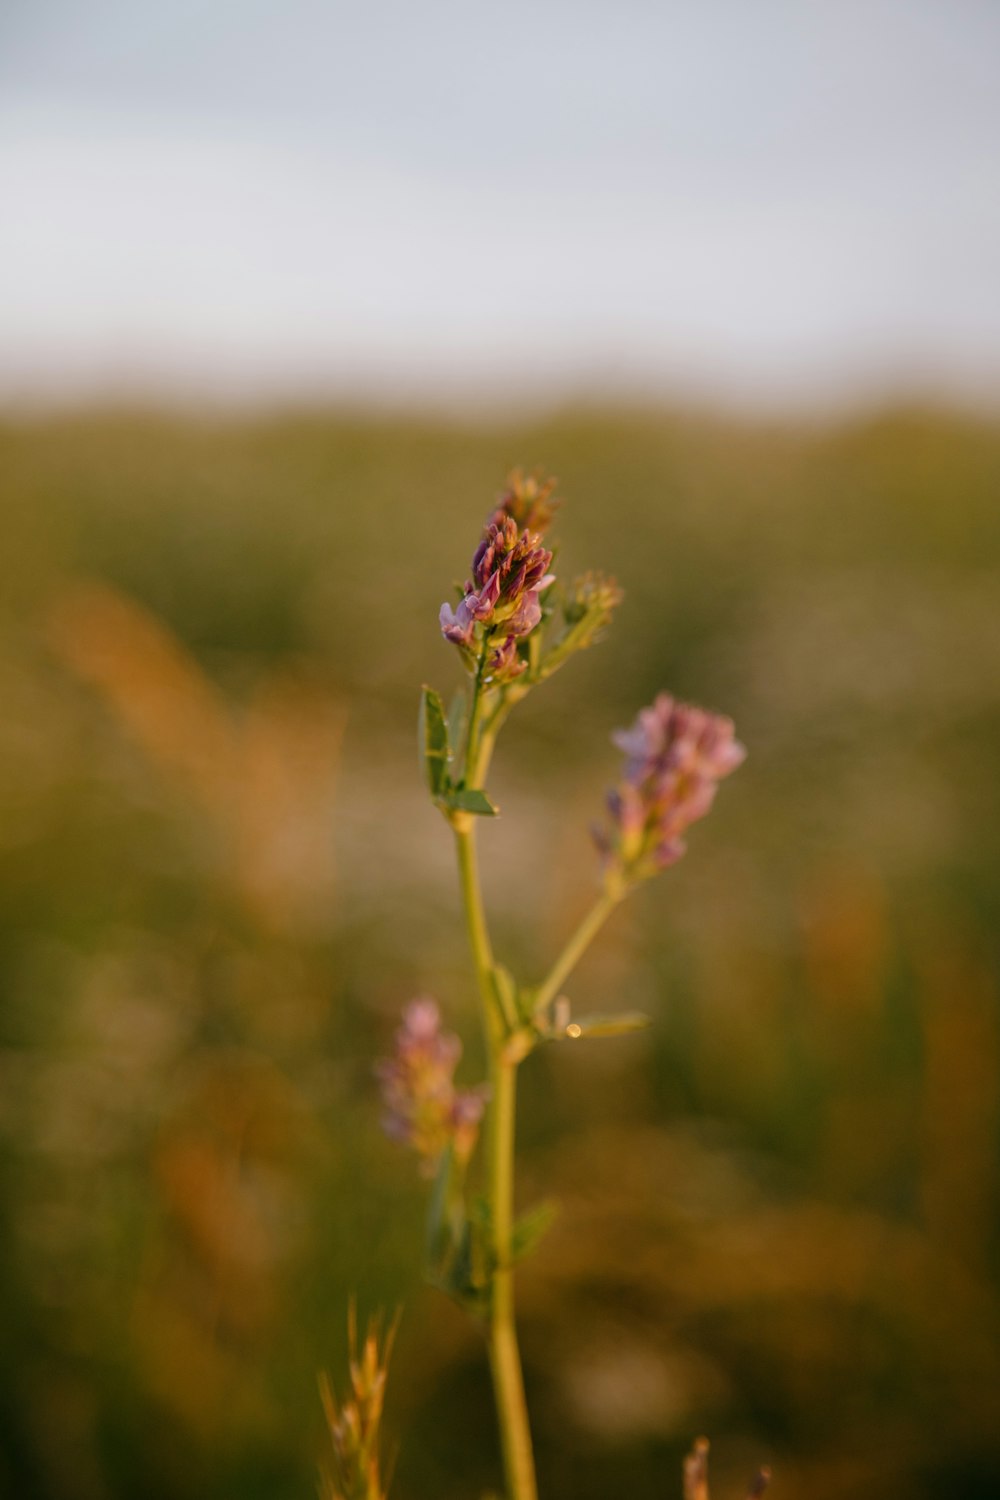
xmin=377 ymin=471 xmax=746 ymax=1500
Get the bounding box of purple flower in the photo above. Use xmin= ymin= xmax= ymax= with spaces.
xmin=375 ymin=997 xmax=488 ymax=1172
xmin=504 ymin=588 xmax=543 ymax=639
xmin=487 ymin=633 xmax=526 ymax=682
xmin=439 ymin=598 xmax=475 ymax=646
xmin=439 ymin=508 xmax=555 ymax=672
xmin=595 ymin=693 xmax=746 ymax=883
xmin=468 ymin=517 xmax=553 ymax=626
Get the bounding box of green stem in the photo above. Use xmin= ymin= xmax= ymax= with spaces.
xmin=454 ymin=822 xmax=496 ymax=1035
xmin=466 ymin=656 xmax=508 ymax=789
xmin=451 ymin=653 xmax=537 ymax=1500
xmin=487 ymin=1051 xmax=537 ymax=1500
xmin=532 ymin=888 xmax=622 ymax=1019
xmin=463 ymin=655 xmax=488 ymax=787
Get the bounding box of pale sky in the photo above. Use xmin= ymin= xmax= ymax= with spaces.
xmin=1 ymin=0 xmax=998 ymax=410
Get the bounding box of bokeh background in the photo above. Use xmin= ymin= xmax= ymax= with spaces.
xmin=2 ymin=5 xmax=1000 ymax=1500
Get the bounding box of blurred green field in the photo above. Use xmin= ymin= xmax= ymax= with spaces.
xmin=1 ymin=404 xmax=999 ymax=1500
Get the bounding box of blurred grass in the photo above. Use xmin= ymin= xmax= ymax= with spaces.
xmin=0 ymin=403 xmax=998 ymax=1499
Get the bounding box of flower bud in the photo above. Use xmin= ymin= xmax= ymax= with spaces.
xmin=564 ymin=571 xmax=624 ymax=631
xmin=487 ymin=468 xmax=560 ymax=535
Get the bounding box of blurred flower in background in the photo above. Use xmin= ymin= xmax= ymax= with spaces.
xmin=376 ymin=998 xmax=487 ymax=1171
xmin=595 ymin=694 xmax=746 ymax=880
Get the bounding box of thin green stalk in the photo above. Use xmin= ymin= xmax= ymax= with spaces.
xmin=532 ymin=888 xmax=622 ymax=1019
xmin=455 ymin=653 xmax=503 ymax=1030
xmin=452 ymin=655 xmax=538 ymax=1500
xmin=465 ymin=655 xmax=507 ymax=789
xmin=487 ymin=1052 xmax=537 ymax=1500
xmin=454 ymin=823 xmax=496 ymax=1038
xmin=463 ymin=655 xmax=488 ymax=787
xmin=472 ymin=720 xmax=500 ymax=793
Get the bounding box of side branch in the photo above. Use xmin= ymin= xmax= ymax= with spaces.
xmin=532 ymin=887 xmax=623 ymax=1019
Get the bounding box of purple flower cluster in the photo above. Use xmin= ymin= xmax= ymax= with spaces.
xmin=440 ymin=513 xmax=554 ymax=681
xmin=595 ymin=693 xmax=746 ymax=880
xmin=375 ymin=998 xmax=488 ymax=1172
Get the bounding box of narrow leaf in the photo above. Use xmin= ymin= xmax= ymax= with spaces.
xmin=563 ymin=1011 xmax=651 ymax=1039
xmin=424 ymin=1142 xmax=457 ymax=1269
xmin=442 ymin=1219 xmax=490 ymax=1312
xmin=419 ymin=685 xmax=450 ymax=797
xmin=441 ymin=787 xmax=499 ymax=817
xmin=511 ymin=1200 xmax=558 ymax=1263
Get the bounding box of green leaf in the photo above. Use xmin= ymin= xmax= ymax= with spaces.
xmin=469 ymin=1194 xmax=490 ymax=1226
xmin=511 ymin=1200 xmax=558 ymax=1263
xmin=424 ymin=1164 xmax=491 ymax=1314
xmin=440 ymin=1216 xmax=471 ymax=1291
xmin=440 ymin=786 xmax=499 ymax=817
xmin=563 ymin=1011 xmax=651 ymax=1039
xmin=424 ymin=1142 xmax=459 ymax=1269
xmin=442 ymin=1220 xmax=490 ymax=1312
xmin=419 ymin=685 xmax=450 ymax=797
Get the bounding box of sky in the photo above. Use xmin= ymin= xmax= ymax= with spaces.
xmin=1 ymin=0 xmax=998 ymax=411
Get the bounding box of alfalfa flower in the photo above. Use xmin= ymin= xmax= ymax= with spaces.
xmin=375 ymin=998 xmax=488 ymax=1173
xmin=595 ymin=693 xmax=746 ymax=883
xmin=439 ymin=513 xmax=554 ymax=679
